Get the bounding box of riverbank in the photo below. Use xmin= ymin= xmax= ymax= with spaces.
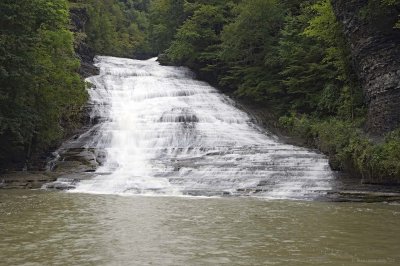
xmin=2 ymin=172 xmax=400 ymax=203
xmin=0 ymin=172 xmax=56 ymax=189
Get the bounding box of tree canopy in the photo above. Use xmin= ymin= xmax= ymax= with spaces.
xmin=1 ymin=0 xmax=399 ymax=181
xmin=0 ymin=0 xmax=86 ymax=168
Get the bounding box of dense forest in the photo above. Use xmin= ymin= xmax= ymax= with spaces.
xmin=1 ymin=0 xmax=399 ymax=183
xmin=149 ymin=0 xmax=400 ymax=183
xmin=0 ymin=0 xmax=87 ymax=170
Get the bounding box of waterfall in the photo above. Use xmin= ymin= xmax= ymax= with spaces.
xmin=70 ymin=56 xmax=333 ymax=198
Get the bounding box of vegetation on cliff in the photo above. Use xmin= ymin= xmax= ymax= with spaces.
xmin=0 ymin=0 xmax=87 ymax=169
xmin=69 ymin=0 xmax=153 ymax=58
xmin=150 ymin=0 xmax=400 ymax=183
xmin=1 ymin=0 xmax=399 ymax=183
xmin=0 ymin=0 xmax=152 ymax=170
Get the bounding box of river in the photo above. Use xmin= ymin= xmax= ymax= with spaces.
xmin=1 ymin=57 xmax=399 ymax=265
xmin=1 ymin=190 xmax=400 ymax=265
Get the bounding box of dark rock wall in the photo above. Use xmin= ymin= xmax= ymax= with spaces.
xmin=331 ymin=0 xmax=400 ymax=134
xmin=69 ymin=7 xmax=99 ymax=78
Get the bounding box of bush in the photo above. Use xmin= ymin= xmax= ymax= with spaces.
xmin=279 ymin=115 xmax=400 ymax=183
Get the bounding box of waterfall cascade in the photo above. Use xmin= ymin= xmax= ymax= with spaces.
xmin=65 ymin=56 xmax=333 ymax=198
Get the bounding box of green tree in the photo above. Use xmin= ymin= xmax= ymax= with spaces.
xmin=85 ymin=0 xmax=150 ymax=57
xmin=148 ymin=0 xmax=186 ymax=53
xmin=167 ymin=5 xmax=225 ymax=66
xmin=220 ymin=0 xmax=284 ymax=100
xmin=0 ymin=0 xmax=86 ymax=168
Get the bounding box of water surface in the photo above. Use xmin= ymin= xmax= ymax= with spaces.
xmin=1 ymin=190 xmax=399 ymax=265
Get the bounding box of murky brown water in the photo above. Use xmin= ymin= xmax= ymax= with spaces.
xmin=1 ymin=190 xmax=399 ymax=265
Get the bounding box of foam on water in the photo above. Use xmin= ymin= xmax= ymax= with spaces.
xmin=72 ymin=56 xmax=334 ymax=199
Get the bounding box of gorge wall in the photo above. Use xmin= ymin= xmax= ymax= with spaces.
xmin=331 ymin=0 xmax=400 ymax=134
xmin=69 ymin=6 xmax=99 ymax=78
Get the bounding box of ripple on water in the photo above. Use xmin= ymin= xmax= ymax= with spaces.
xmin=1 ymin=191 xmax=399 ymax=265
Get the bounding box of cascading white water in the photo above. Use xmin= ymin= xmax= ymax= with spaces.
xmin=72 ymin=56 xmax=333 ymax=198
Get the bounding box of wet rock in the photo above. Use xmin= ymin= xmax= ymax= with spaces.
xmin=53 ymin=161 xmax=95 ymax=173
xmin=96 ymin=150 xmax=107 ymax=166
xmin=157 ymin=54 xmax=173 ymax=66
xmin=43 ymin=180 xmax=76 ymax=190
xmin=51 ymin=147 xmax=99 ymax=174
xmin=0 ymin=172 xmax=57 ymax=189
xmin=326 ymin=190 xmax=400 ymax=203
xmin=40 ymin=135 xmax=101 ymax=190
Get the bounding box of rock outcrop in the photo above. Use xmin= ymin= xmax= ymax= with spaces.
xmin=0 ymin=172 xmax=57 ymax=189
xmin=69 ymin=7 xmax=99 ymax=78
xmin=331 ymin=0 xmax=400 ymax=134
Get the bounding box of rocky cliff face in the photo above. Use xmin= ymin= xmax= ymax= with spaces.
xmin=69 ymin=7 xmax=99 ymax=78
xmin=331 ymin=0 xmax=400 ymax=134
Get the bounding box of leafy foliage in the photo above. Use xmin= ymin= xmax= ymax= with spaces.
xmin=167 ymin=4 xmax=225 ymax=66
xmin=0 ymin=0 xmax=87 ymax=168
xmin=1 ymin=0 xmax=399 ymax=181
xmin=158 ymin=0 xmax=362 ymax=116
xmin=83 ymin=0 xmax=152 ymax=57
xmin=149 ymin=0 xmax=400 ymax=181
xmin=148 ymin=0 xmax=186 ymax=53
xmin=280 ymin=115 xmax=400 ymax=183
xmin=220 ymin=0 xmax=284 ymax=101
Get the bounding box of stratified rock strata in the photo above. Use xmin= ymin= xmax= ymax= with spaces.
xmin=331 ymin=0 xmax=400 ymax=134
